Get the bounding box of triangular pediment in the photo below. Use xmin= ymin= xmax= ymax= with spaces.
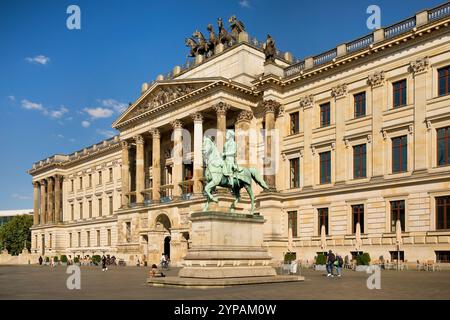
xmin=112 ymin=79 xmax=220 ymax=128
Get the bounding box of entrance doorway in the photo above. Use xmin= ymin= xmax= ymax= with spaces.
xmin=164 ymin=236 xmax=171 ymax=259
xmin=41 ymin=234 xmax=45 ymax=255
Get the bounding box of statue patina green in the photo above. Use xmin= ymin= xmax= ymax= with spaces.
xmin=202 ymin=131 xmax=269 ymax=214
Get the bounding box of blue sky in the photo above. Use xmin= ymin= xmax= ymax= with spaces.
xmin=0 ymin=0 xmax=443 ymax=209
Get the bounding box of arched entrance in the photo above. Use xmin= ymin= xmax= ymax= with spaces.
xmin=155 ymin=213 xmax=171 ymax=259
xmin=164 ymin=236 xmax=171 ymax=259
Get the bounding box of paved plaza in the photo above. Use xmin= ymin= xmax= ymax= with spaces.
xmin=0 ymin=265 xmax=449 ymax=300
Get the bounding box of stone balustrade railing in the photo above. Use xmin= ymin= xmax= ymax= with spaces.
xmin=284 ymin=2 xmax=450 ymax=78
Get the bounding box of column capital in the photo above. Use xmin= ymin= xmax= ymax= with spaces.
xmin=170 ymin=119 xmax=183 ymax=130
xmin=260 ymin=99 xmax=281 ymax=114
xmin=135 ymin=134 xmax=144 ymax=144
xmin=299 ymin=94 xmax=314 ymax=108
xmin=331 ymin=83 xmax=348 ymax=99
xmin=236 ymin=110 xmax=253 ymax=123
xmin=54 ymin=175 xmax=63 ymax=183
xmin=121 ymin=140 xmax=130 ymax=149
xmin=150 ymin=128 xmax=161 ymax=139
xmin=191 ymin=112 xmax=203 ymax=123
xmin=409 ymin=56 xmax=429 ymax=75
xmin=367 ymin=71 xmax=385 ymax=88
xmin=39 ymin=179 xmax=47 ymax=185
xmin=213 ymin=101 xmax=231 ymax=116
xmin=33 ymin=181 xmax=40 ymax=187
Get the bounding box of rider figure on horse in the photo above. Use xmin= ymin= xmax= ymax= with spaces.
xmin=222 ymin=130 xmax=237 ymax=189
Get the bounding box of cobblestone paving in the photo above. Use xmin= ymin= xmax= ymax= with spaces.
xmin=0 ymin=265 xmax=449 ymax=300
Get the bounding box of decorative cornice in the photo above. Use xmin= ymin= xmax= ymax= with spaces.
xmin=190 ymin=112 xmax=203 ymax=122
xmin=299 ymin=95 xmax=314 ymax=108
xmin=331 ymin=84 xmax=347 ymax=99
xmin=213 ymin=101 xmax=231 ymax=116
xmin=170 ymin=119 xmax=183 ymax=130
xmin=236 ymin=110 xmax=254 ymax=123
xmin=409 ymin=57 xmax=429 ymax=75
xmin=367 ymin=71 xmax=385 ymax=88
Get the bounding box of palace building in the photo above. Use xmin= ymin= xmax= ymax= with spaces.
xmin=29 ymin=3 xmax=450 ymax=266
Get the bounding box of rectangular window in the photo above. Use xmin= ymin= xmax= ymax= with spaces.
xmin=352 ymin=204 xmax=364 ymax=234
xmin=126 ymin=222 xmax=131 ymax=243
xmin=390 ymin=200 xmax=405 ymax=232
xmin=289 ymin=157 xmax=300 ymax=189
xmin=70 ymin=204 xmax=74 ymax=221
xmin=287 ymin=211 xmax=298 ymax=237
xmin=393 ymin=79 xmax=407 ymax=108
xmin=320 ymin=151 xmax=331 ymax=184
xmin=49 ymin=233 xmax=52 ymax=248
xmin=77 ymin=232 xmax=81 ymax=247
xmin=109 ymin=168 xmax=113 ymax=182
xmin=98 ymin=198 xmax=103 ymax=217
xmin=88 ymin=174 xmax=92 ymax=188
xmin=69 ymin=233 xmax=72 ymax=247
xmin=392 ymin=136 xmax=408 ymax=173
xmin=107 ymin=229 xmax=112 ymax=246
xmin=88 ymin=200 xmax=92 ymax=218
xmin=289 ymin=112 xmax=300 ymax=134
xmin=97 ymin=230 xmax=100 ymax=247
xmin=86 ymin=231 xmax=90 ymax=247
xmin=318 ymin=208 xmax=329 ymax=235
xmin=79 ymin=176 xmax=83 ymax=189
xmin=109 ymin=196 xmax=113 ymax=215
xmin=79 ymin=202 xmax=83 ymax=220
xmin=436 ymin=196 xmax=450 ymax=230
xmin=438 ymin=66 xmax=450 ymax=96
xmin=353 ymin=144 xmax=367 ymax=178
xmin=435 ymin=251 xmax=450 ymax=263
xmin=98 ymin=171 xmax=102 ymax=184
xmin=71 ymin=179 xmax=74 ymax=192
xmin=182 ymin=163 xmax=194 ymax=194
xmin=320 ymin=103 xmax=331 ymax=127
xmin=354 ymin=92 xmax=366 ymax=118
xmin=437 ymin=127 xmax=450 ymax=166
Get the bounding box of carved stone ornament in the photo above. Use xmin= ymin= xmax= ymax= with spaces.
xmin=299 ymin=95 xmax=314 ymax=108
xmin=409 ymin=57 xmax=429 ymax=75
xmin=150 ymin=128 xmax=161 ymax=139
xmin=121 ymin=140 xmax=129 ymax=149
xmin=135 ymin=135 xmax=144 ymax=144
xmin=367 ymin=71 xmax=385 ymax=87
xmin=331 ymin=84 xmax=348 ymax=98
xmin=277 ymin=105 xmax=285 ymax=118
xmin=213 ymin=101 xmax=231 ymax=116
xmin=191 ymin=112 xmax=203 ymax=122
xmin=170 ymin=119 xmax=183 ymax=129
xmin=236 ymin=110 xmax=254 ymax=123
xmin=261 ymin=99 xmax=281 ymax=114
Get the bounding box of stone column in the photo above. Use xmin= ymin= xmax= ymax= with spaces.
xmin=171 ymin=120 xmax=183 ymax=198
xmin=47 ymin=177 xmax=54 ymax=223
xmin=368 ymin=71 xmax=386 ymax=179
xmin=54 ymin=175 xmax=62 ymax=223
xmin=236 ymin=110 xmax=253 ymax=168
xmin=299 ymin=95 xmax=314 ymax=188
xmin=33 ymin=181 xmax=39 ymax=225
xmin=262 ymin=100 xmax=280 ymax=190
xmin=191 ymin=113 xmax=204 ymax=194
xmin=40 ymin=180 xmax=47 ymax=225
xmin=410 ymin=57 xmax=429 ymax=172
xmin=135 ymin=135 xmax=145 ymax=204
xmin=151 ymin=129 xmax=161 ymax=201
xmin=332 ymin=84 xmax=348 ymax=183
xmin=121 ymin=140 xmax=130 ymax=207
xmin=213 ymin=102 xmax=230 ymax=154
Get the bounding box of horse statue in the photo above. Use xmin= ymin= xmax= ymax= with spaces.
xmin=202 ymin=136 xmax=269 ymax=214
xmin=185 ymin=37 xmax=199 ymax=57
xmin=217 ymin=17 xmax=235 ymax=46
xmin=228 ymin=15 xmax=246 ymax=38
xmin=206 ymin=24 xmax=218 ymax=53
xmin=192 ymin=30 xmax=211 ymax=57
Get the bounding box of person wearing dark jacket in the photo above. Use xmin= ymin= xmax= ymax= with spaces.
xmin=102 ymin=255 xmax=107 ymax=272
xmin=326 ymin=250 xmax=336 ymax=277
xmin=38 ymin=256 xmax=43 ymax=266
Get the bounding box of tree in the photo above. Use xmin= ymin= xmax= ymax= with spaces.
xmin=0 ymin=215 xmax=33 ymax=255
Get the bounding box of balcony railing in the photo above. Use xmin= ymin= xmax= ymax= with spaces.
xmin=313 ymin=49 xmax=337 ymax=66
xmin=346 ymin=34 xmax=374 ymax=53
xmin=428 ymin=2 xmax=450 ymax=21
xmin=384 ymin=17 xmax=416 ymax=39
xmin=284 ymin=61 xmax=305 ymax=77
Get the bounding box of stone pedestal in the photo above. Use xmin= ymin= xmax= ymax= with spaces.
xmin=148 ymin=210 xmax=304 ymax=287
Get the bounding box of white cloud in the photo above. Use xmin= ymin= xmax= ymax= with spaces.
xmin=11 ymin=193 xmax=31 ymax=201
xmin=84 ymin=107 xmax=114 ymax=119
xmin=8 ymin=95 xmax=16 ymax=102
xmin=81 ymin=120 xmax=90 ymax=128
xmin=69 ymin=138 xmax=76 ymax=142
xmin=21 ymin=99 xmax=44 ymax=111
xmin=49 ymin=106 xmax=69 ymax=119
xmin=239 ymin=0 xmax=251 ymax=8
xmin=57 ymin=134 xmax=64 ymax=139
xmin=97 ymin=129 xmax=116 ymax=138
xmin=25 ymin=55 xmax=50 ymax=65
xmin=99 ymin=99 xmax=127 ymax=113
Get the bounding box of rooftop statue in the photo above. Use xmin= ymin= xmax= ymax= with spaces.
xmin=202 ymin=131 xmax=269 ymax=214
xmin=228 ymin=15 xmax=246 ymax=38
xmin=263 ymin=34 xmax=276 ymax=62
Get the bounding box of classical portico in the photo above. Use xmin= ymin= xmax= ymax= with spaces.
xmin=32 ymin=175 xmax=64 ymax=226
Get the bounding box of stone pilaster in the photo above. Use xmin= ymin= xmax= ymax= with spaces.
xmin=236 ymin=110 xmax=253 ymax=168
xmin=300 ymin=95 xmax=314 ymax=188
xmin=54 ymin=175 xmax=62 ymax=223
xmin=331 ymin=84 xmax=348 ymax=183
xmin=171 ymin=120 xmax=183 ymax=198
xmin=151 ymin=129 xmax=161 ymax=201
xmin=191 ymin=113 xmax=204 ymax=194
xmin=40 ymin=180 xmax=47 ymax=225
xmin=262 ymin=100 xmax=280 ymax=190
xmin=213 ymin=102 xmax=230 ymax=154
xmin=135 ymin=135 xmax=145 ymax=204
xmin=121 ymin=140 xmax=130 ymax=207
xmin=47 ymin=177 xmax=54 ymax=223
xmin=33 ymin=181 xmax=39 ymax=225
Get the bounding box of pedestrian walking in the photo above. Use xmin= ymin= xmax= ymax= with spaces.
xmin=102 ymin=255 xmax=108 ymax=271
xmin=38 ymin=256 xmax=43 ymax=265
xmin=335 ymin=253 xmax=343 ymax=277
xmin=326 ymin=250 xmax=336 ymax=277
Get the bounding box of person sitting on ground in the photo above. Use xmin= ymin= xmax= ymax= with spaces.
xmin=149 ymin=264 xmax=165 ymax=277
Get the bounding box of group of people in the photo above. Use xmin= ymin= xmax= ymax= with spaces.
xmin=325 ymin=250 xmax=344 ymax=278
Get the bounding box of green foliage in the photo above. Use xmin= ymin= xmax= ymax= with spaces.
xmin=45 ymin=256 xmax=50 ymax=263
xmin=92 ymin=255 xmax=101 ymax=265
xmin=60 ymin=255 xmax=68 ymax=263
xmin=356 ymin=252 xmax=371 ymax=266
xmin=0 ymin=215 xmax=33 ymax=255
xmin=284 ymin=252 xmax=296 ymax=263
xmin=316 ymin=253 xmax=327 ymax=265
xmin=53 ymin=256 xmax=59 ymax=262
xmin=74 ymin=257 xmax=80 ymax=263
